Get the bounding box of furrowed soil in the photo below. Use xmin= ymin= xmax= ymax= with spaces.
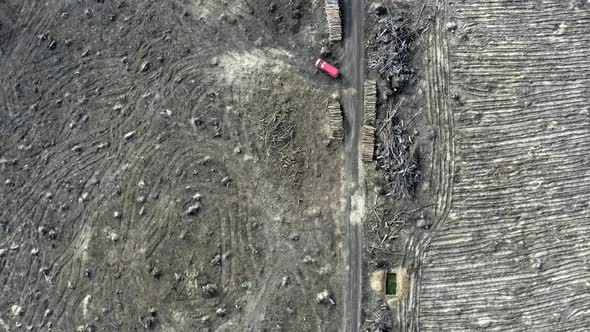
xmin=415 ymin=1 xmax=590 ymax=331
xmin=0 ymin=1 xmax=345 ymax=331
xmin=362 ymin=1 xmax=590 ymax=332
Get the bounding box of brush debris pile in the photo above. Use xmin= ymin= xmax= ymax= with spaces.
xmin=368 ymin=14 xmax=417 ymax=91
xmin=368 ymin=11 xmax=421 ymax=199
xmin=376 ymin=100 xmax=420 ymax=199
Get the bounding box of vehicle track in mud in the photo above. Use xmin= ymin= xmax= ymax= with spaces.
xmin=395 ymin=0 xmax=455 ymax=330
xmin=340 ymin=0 xmax=364 ymax=330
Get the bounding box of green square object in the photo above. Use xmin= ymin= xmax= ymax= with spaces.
xmin=386 ymin=272 xmax=397 ymax=295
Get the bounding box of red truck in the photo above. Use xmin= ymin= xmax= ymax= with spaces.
xmin=315 ymin=59 xmax=340 ymax=78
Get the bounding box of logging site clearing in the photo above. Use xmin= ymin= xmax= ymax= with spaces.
xmin=1 ymin=0 xmax=590 ymax=331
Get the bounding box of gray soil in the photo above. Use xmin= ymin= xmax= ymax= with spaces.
xmin=414 ymin=1 xmax=590 ymax=331
xmin=3 ymin=0 xmax=590 ymax=331
xmin=0 ymin=1 xmax=345 ymax=331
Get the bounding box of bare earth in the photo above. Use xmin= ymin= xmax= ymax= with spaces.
xmin=0 ymin=1 xmax=345 ymax=331
xmin=400 ymin=0 xmax=590 ymax=331
xmin=2 ymin=0 xmax=590 ymax=331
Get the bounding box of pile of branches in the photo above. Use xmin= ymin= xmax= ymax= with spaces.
xmin=368 ymin=14 xmax=417 ymax=91
xmin=260 ymin=110 xmax=295 ymax=150
xmin=259 ymin=109 xmax=300 ymax=169
xmin=367 ymin=201 xmax=408 ymax=252
xmin=376 ymin=100 xmax=420 ymax=199
xmin=365 ymin=311 xmax=394 ymax=332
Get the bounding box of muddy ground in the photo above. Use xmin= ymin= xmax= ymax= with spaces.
xmin=0 ymin=0 xmax=346 ymax=331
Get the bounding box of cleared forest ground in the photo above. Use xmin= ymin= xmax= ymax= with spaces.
xmin=4 ymin=0 xmax=590 ymax=331
xmin=416 ymin=0 xmax=590 ymax=331
xmin=0 ymin=1 xmax=345 ymax=330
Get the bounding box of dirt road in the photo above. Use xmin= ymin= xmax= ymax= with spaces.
xmin=340 ymin=0 xmax=364 ymax=331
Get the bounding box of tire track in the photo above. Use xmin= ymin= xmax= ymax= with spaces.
xmin=399 ymin=0 xmax=455 ymax=330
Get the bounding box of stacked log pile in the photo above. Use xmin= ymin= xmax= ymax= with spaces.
xmin=364 ymin=80 xmax=377 ymax=126
xmin=362 ymin=80 xmax=377 ymax=162
xmin=325 ymin=0 xmax=342 ymax=42
xmin=328 ymin=101 xmax=344 ymax=142
xmin=361 ymin=126 xmax=376 ymax=161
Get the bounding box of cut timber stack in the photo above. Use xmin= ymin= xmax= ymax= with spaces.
xmin=361 ymin=126 xmax=375 ymax=161
xmin=325 ymin=0 xmax=342 ymax=42
xmin=328 ymin=101 xmax=344 ymax=142
xmin=361 ymin=80 xmax=377 ymax=161
xmin=364 ymin=80 xmax=377 ymax=126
